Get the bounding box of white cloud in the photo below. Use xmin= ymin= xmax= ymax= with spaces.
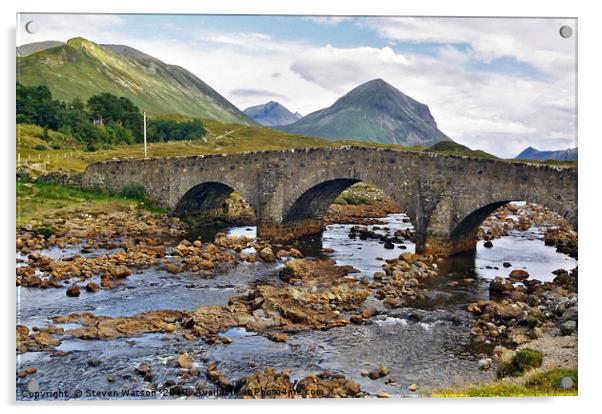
xmin=359 ymin=17 xmax=576 ymax=78
xmin=18 ymin=13 xmax=127 ymax=44
xmin=15 ymin=14 xmax=577 ymax=158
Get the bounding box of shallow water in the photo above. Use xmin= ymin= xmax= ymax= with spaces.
xmin=16 ymin=210 xmax=577 ymax=400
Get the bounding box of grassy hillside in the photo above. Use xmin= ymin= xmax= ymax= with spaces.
xmin=17 ymin=37 xmax=253 ymax=125
xmin=16 ymin=119 xmax=513 ymax=174
xmin=16 ymin=121 xmax=338 ymax=172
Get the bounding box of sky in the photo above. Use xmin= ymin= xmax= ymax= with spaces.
xmin=17 ymin=14 xmax=577 ymax=158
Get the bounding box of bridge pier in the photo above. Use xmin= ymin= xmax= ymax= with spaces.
xmin=419 ymin=234 xmax=478 ymax=256
xmin=256 ymin=218 xmax=326 ymax=240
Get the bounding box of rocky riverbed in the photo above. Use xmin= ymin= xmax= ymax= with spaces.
xmin=16 ymin=200 xmax=577 ymax=399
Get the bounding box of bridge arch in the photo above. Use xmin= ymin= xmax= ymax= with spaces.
xmin=283 ymin=178 xmax=361 ymax=223
xmin=173 ymin=181 xmax=237 ymax=217
xmin=438 ymin=195 xmax=577 ymax=256
xmin=262 ymin=175 xmax=420 ymax=241
xmin=172 ymin=180 xmax=258 ymax=226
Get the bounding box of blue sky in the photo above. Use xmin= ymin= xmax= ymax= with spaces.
xmin=18 ymin=14 xmax=577 ymax=157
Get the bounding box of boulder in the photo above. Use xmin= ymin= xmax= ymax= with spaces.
xmin=177 ymin=353 xmax=194 ymax=369
xmin=258 ymin=247 xmax=276 ymax=262
xmin=489 ymin=277 xmax=514 ymax=296
xmin=559 ymin=320 xmax=577 ymax=336
xmin=66 ymin=285 xmax=80 ymax=297
xmin=478 ymin=358 xmax=492 ymax=370
xmin=509 ymin=269 xmax=529 ymax=281
xmin=267 ymin=332 xmax=288 ymax=342
xmin=166 ymin=263 xmax=183 ymax=274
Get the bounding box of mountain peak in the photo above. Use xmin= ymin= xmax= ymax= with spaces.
xmin=244 ymin=101 xmax=301 ymax=127
xmin=279 ymin=79 xmax=451 ymax=146
xmin=66 ymin=37 xmax=94 ymax=48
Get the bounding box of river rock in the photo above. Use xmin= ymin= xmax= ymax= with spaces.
xmin=110 ymin=265 xmax=131 ymax=278
xmin=509 ymin=269 xmax=529 ymax=281
xmin=559 ymin=306 xmax=578 ymax=323
xmin=177 ymin=353 xmax=194 ymax=369
xmin=408 ymin=383 xmax=417 ymax=392
xmin=135 ymin=362 xmax=151 ymax=375
xmin=258 ymin=247 xmax=276 ymax=262
xmin=478 ymin=358 xmax=492 ymax=370
xmin=559 ymin=320 xmax=577 ymax=336
xmin=87 ymin=358 xmax=102 ymax=367
xmin=268 ymin=332 xmax=288 ymax=342
xmin=489 ymin=277 xmax=514 ymax=296
xmin=66 ymin=285 xmax=80 ymax=297
xmin=484 ymin=241 xmax=493 ymax=248
xmin=85 ymin=282 xmax=100 ymax=292
xmin=166 ymin=263 xmax=183 ymax=274
xmin=361 ymin=306 xmax=377 ymax=319
xmin=289 ymin=248 xmax=304 ymax=258
xmin=368 ymin=366 xmax=389 ymax=380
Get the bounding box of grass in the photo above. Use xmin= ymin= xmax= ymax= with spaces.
xmin=427 ymin=140 xmax=498 ymax=159
xmin=433 ymin=368 xmax=578 ymax=397
xmin=334 ymin=182 xmax=377 ymax=205
xmin=17 ymin=122 xmax=344 ymax=172
xmin=497 ymin=348 xmax=543 ymax=378
xmin=16 ymin=180 xmax=162 ymax=227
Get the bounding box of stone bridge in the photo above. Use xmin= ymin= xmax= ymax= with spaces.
xmin=81 ymin=146 xmax=577 ymax=256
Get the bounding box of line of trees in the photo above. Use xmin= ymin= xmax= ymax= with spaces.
xmin=16 ymin=83 xmax=206 ymax=151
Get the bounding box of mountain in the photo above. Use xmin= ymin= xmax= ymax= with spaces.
xmin=16 ymin=37 xmax=254 ymax=125
xmin=515 ymin=146 xmax=577 ymax=161
xmin=243 ymin=101 xmax=302 ymax=126
xmin=17 ymin=40 xmax=64 ymax=57
xmin=279 ymin=79 xmax=452 ymax=146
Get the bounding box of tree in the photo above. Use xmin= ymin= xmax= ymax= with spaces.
xmin=16 ymin=82 xmax=61 ymax=129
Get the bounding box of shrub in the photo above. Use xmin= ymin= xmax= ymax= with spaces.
xmin=31 ymin=225 xmax=56 ymax=239
xmin=34 ymin=144 xmax=48 ymax=151
xmin=51 ymin=144 xmax=62 ymax=150
xmin=497 ymin=348 xmax=543 ymax=378
xmin=335 ymin=191 xmax=372 ymax=205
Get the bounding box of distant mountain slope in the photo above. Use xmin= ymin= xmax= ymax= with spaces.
xmin=17 ymin=37 xmax=254 ymax=125
xmin=17 ymin=40 xmax=65 ymax=57
xmin=279 ymin=79 xmax=452 ymax=146
xmin=515 ymin=146 xmax=577 ymax=161
xmin=243 ymin=101 xmax=302 ymax=126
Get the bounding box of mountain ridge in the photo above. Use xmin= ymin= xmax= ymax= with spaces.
xmin=17 ymin=37 xmax=254 ymax=125
xmin=515 ymin=146 xmax=577 ymax=161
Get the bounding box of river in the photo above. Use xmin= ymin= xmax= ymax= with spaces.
xmin=16 ymin=208 xmax=577 ymax=400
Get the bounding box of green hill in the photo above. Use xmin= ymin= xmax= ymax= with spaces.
xmin=279 ymin=78 xmax=452 ymax=147
xmin=16 ymin=37 xmax=254 ymax=125
xmin=427 ymin=140 xmax=498 ymax=159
